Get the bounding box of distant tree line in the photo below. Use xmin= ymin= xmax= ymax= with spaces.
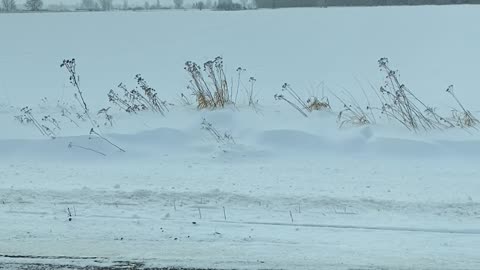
xmin=1 ymin=0 xmax=43 ymax=11
xmin=79 ymin=0 xmax=114 ymax=11
xmin=187 ymin=0 xmax=252 ymax=10
xmin=255 ymin=0 xmax=480 ymax=8
xmin=25 ymin=0 xmax=43 ymax=10
xmin=79 ymin=0 xmax=250 ymax=11
xmin=1 ymin=0 xmax=257 ymax=12
xmin=3 ymin=0 xmax=479 ymax=12
xmin=1 ymin=0 xmax=16 ymax=11
xmin=56 ymin=0 xmax=162 ymax=11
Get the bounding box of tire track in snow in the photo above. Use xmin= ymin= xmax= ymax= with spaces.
xmin=213 ymin=220 xmax=480 ymax=235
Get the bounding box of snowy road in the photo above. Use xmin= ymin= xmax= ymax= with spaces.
xmin=1 ymin=156 xmax=480 ymax=270
xmin=1 ymin=112 xmax=480 ymax=269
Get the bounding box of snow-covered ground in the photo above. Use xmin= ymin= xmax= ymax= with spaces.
xmin=1 ymin=6 xmax=480 ymax=270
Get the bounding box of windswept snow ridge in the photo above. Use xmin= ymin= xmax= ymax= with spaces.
xmin=1 ymin=107 xmax=480 ymax=269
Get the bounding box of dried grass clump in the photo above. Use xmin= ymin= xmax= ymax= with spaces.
xmin=377 ymin=58 xmax=451 ymax=132
xmin=15 ymin=106 xmax=57 ymax=138
xmin=337 ymin=104 xmax=372 ymax=128
xmin=135 ymin=74 xmax=169 ymax=114
xmin=330 ymin=85 xmax=376 ymax=128
xmin=183 ymin=57 xmax=259 ymax=110
xmin=274 ymin=83 xmax=330 ymax=117
xmin=446 ymin=85 xmax=479 ymax=129
xmin=306 ymin=96 xmax=331 ymax=112
xmin=185 ymin=57 xmax=232 ymax=109
xmin=108 ymin=76 xmax=168 ymax=115
xmin=201 ymin=118 xmax=235 ymax=144
xmin=60 ymin=58 xmax=96 ymax=128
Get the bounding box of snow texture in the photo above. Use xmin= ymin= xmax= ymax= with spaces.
xmin=1 ymin=6 xmax=480 ymax=270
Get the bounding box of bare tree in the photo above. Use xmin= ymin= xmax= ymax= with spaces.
xmin=25 ymin=0 xmax=42 ymax=11
xmin=98 ymin=0 xmax=112 ymax=10
xmin=1 ymin=0 xmax=16 ymax=11
xmin=205 ymin=0 xmax=213 ymax=8
xmin=194 ymin=1 xmax=205 ymax=9
xmin=240 ymin=0 xmax=248 ymax=8
xmin=122 ymin=0 xmax=128 ymax=10
xmin=173 ymin=0 xmax=183 ymax=8
xmin=81 ymin=0 xmax=98 ymax=10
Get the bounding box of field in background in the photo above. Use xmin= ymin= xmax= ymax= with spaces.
xmin=1 ymin=6 xmax=480 ymax=109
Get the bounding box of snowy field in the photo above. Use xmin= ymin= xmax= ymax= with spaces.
xmin=1 ymin=5 xmax=480 ymax=270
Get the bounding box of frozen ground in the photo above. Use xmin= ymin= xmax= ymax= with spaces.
xmin=1 ymin=6 xmax=480 ymax=270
